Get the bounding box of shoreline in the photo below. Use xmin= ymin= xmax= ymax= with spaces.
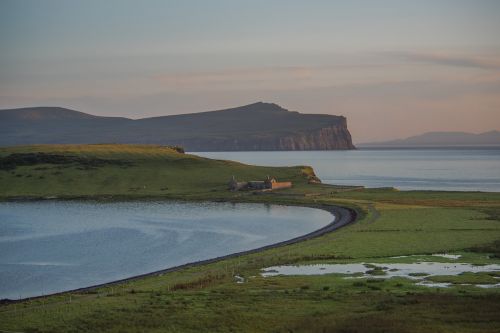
xmin=1 ymin=203 xmax=356 ymax=304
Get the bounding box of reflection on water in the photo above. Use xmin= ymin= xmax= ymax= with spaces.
xmin=261 ymin=262 xmax=500 ymax=288
xmin=194 ymin=149 xmax=500 ymax=191
xmin=0 ymin=201 xmax=332 ymax=299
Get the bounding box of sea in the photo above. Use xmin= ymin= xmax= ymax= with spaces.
xmin=194 ymin=148 xmax=500 ymax=192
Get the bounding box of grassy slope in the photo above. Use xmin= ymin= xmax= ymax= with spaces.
xmin=1 ymin=144 xmax=500 ymax=333
xmin=0 ymin=144 xmax=315 ymax=198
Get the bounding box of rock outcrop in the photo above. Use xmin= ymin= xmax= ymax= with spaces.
xmin=278 ymin=121 xmax=354 ymax=150
xmin=175 ymin=122 xmax=354 ymax=151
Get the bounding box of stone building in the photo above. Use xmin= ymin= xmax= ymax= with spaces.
xmin=228 ymin=176 xmax=249 ymax=191
xmin=228 ymin=175 xmax=292 ymax=191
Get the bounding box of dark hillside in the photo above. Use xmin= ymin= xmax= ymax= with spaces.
xmin=0 ymin=102 xmax=355 ymax=150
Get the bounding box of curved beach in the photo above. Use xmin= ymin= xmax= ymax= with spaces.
xmin=4 ymin=203 xmax=356 ymax=302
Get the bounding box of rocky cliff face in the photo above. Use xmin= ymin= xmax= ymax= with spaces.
xmin=176 ymin=119 xmax=355 ymax=151
xmin=277 ymin=120 xmax=355 ymax=150
xmin=0 ymin=102 xmax=356 ymax=150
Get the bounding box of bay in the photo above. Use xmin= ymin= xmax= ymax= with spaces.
xmin=0 ymin=201 xmax=332 ymax=299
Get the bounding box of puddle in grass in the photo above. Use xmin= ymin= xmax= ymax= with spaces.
xmin=432 ymin=254 xmax=462 ymax=260
xmin=261 ymin=262 xmax=500 ymax=288
xmin=415 ymin=281 xmax=452 ymax=288
xmin=234 ymin=275 xmax=245 ymax=284
xmin=390 ymin=253 xmax=462 ymax=260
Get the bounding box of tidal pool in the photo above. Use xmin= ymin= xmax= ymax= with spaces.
xmin=261 ymin=262 xmax=500 ymax=288
xmin=0 ymin=201 xmax=333 ymax=299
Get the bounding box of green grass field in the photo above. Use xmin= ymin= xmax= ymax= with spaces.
xmin=0 ymin=144 xmax=316 ymax=198
xmin=1 ymin=144 xmax=500 ymax=333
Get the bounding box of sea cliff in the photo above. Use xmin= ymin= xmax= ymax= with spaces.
xmin=0 ymin=102 xmax=355 ymax=150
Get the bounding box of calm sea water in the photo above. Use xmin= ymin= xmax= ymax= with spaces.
xmin=0 ymin=201 xmax=332 ymax=299
xmin=194 ymin=149 xmax=500 ymax=192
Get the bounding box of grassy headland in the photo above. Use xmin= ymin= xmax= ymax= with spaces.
xmin=1 ymin=144 xmax=500 ymax=333
xmin=0 ymin=144 xmax=319 ymax=199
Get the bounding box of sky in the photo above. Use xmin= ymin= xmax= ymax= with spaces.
xmin=1 ymin=0 xmax=500 ymax=143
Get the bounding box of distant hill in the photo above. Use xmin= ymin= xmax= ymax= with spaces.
xmin=0 ymin=102 xmax=355 ymax=151
xmin=360 ymin=131 xmax=500 ymax=147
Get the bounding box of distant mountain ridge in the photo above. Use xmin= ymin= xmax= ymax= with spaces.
xmin=0 ymin=102 xmax=355 ymax=151
xmin=360 ymin=131 xmax=500 ymax=147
